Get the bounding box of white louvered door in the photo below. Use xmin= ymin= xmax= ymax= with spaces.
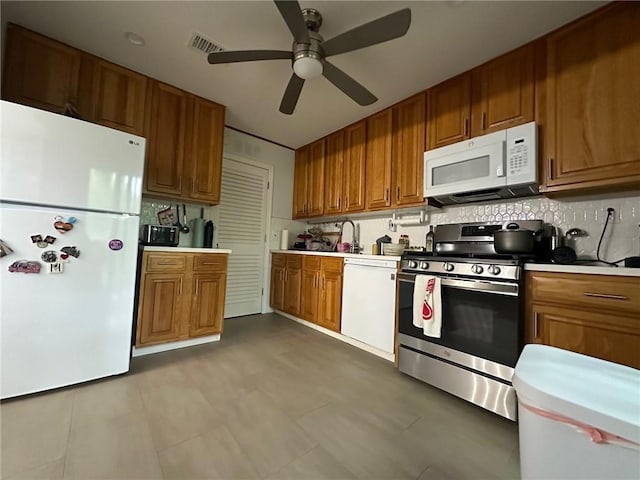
xmin=217 ymin=158 xmax=269 ymax=318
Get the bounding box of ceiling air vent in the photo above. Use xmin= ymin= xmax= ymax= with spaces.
xmin=188 ymin=31 xmax=225 ymax=55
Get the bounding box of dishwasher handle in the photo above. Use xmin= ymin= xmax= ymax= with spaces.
xmin=344 ymin=257 xmax=398 ymax=269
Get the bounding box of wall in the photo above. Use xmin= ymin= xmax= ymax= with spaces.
xmin=311 ymin=193 xmax=640 ymax=262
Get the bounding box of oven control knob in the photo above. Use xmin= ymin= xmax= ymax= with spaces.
xmin=420 ymin=261 xmax=430 ymax=269
xmin=407 ymin=260 xmax=418 ymax=269
xmin=443 ymin=262 xmax=454 ymax=272
xmin=488 ymin=265 xmax=501 ymax=275
xmin=471 ymin=264 xmax=484 ymax=274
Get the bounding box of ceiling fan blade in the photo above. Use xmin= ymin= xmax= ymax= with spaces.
xmin=280 ymin=74 xmax=305 ymax=114
xmin=321 ymin=61 xmax=377 ymax=106
xmin=274 ymin=0 xmax=310 ymax=44
xmin=208 ymin=50 xmax=291 ymax=64
xmin=322 ymin=8 xmax=411 ymax=57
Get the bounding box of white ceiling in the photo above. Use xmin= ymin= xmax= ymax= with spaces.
xmin=1 ymin=1 xmax=605 ymax=149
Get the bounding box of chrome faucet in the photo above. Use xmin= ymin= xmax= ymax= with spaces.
xmin=339 ymin=219 xmax=361 ymax=254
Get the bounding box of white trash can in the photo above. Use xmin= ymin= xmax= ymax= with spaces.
xmin=513 ymin=345 xmax=640 ymax=480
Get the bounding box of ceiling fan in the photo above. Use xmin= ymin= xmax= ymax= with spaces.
xmin=207 ymin=1 xmax=411 ymax=114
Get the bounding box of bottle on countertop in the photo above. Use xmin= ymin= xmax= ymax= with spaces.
xmin=425 ymin=225 xmax=434 ymax=254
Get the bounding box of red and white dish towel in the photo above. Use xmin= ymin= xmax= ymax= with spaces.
xmin=413 ymin=275 xmax=442 ymax=338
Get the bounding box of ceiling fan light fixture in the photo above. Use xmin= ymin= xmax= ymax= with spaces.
xmin=293 ymin=56 xmax=323 ymax=79
xmin=124 ymin=31 xmax=146 ymax=46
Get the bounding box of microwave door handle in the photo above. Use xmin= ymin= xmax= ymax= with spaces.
xmin=496 ymin=142 xmax=506 ymax=177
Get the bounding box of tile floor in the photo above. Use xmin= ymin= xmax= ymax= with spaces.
xmin=1 ymin=313 xmax=520 ymax=479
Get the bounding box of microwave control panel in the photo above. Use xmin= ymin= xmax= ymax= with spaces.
xmin=506 ymin=122 xmax=537 ymax=184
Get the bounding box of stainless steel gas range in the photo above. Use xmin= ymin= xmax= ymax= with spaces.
xmin=397 ymin=220 xmax=545 ymax=421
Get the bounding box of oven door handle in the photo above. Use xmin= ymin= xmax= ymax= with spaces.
xmin=397 ymin=272 xmax=518 ymax=296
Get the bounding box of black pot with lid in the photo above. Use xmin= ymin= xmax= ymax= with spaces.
xmin=493 ymin=222 xmax=544 ymax=254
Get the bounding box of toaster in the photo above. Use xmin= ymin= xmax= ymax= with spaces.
xmin=141 ymin=225 xmax=179 ymax=246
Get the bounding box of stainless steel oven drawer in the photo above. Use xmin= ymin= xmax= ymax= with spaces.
xmin=398 ymin=346 xmax=517 ymax=421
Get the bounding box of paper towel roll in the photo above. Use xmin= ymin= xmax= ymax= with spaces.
xmin=191 ymin=218 xmax=205 ymax=248
xmin=280 ymin=229 xmax=289 ymax=250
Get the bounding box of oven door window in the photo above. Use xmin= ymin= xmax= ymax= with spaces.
xmin=398 ymin=280 xmax=521 ymax=367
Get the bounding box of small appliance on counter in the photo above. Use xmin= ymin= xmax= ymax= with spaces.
xmin=203 ymin=220 xmax=215 ymax=248
xmin=141 ymin=224 xmax=179 ymax=246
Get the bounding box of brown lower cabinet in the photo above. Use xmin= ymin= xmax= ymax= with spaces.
xmin=272 ymin=253 xmax=343 ymax=332
xmin=136 ymin=251 xmax=228 ymax=347
xmin=525 ymin=271 xmax=640 ymax=369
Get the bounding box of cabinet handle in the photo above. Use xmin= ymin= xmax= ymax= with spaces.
xmin=195 ymin=280 xmax=199 ymax=296
xmin=177 ymin=175 xmax=183 ymax=189
xmin=338 ymin=197 xmax=341 ymax=209
xmin=157 ymin=262 xmax=179 ymax=266
xmin=533 ymin=311 xmax=539 ymax=339
xmin=190 ymin=178 xmax=194 ymax=193
xmin=396 ymin=186 xmax=400 ymax=201
xmin=179 ymin=278 xmax=183 ymax=295
xmin=583 ymin=292 xmax=628 ymax=301
xmin=384 ymin=188 xmax=389 ymax=202
xmin=284 ymin=269 xmax=288 ymax=282
xmin=313 ymin=275 xmax=317 ymax=288
xmin=345 ymin=196 xmax=349 ymax=209
xmin=322 ymin=276 xmax=326 ymax=290
xmin=482 ymin=112 xmax=487 ymax=130
xmin=464 ymin=118 xmax=469 ymax=137
xmin=548 ymin=158 xmax=554 ymax=181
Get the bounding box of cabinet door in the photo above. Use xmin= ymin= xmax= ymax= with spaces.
xmin=189 ymin=273 xmax=226 ymax=337
xmin=270 ymin=265 xmax=285 ymax=311
xmin=284 ymin=267 xmax=302 ymax=316
xmin=292 ymin=146 xmax=309 ymax=219
xmin=426 ymin=73 xmax=471 ymax=150
xmin=542 ymin=3 xmax=640 ymax=192
xmin=300 ymin=269 xmax=319 ymax=322
xmin=307 ymin=139 xmax=325 ymax=217
xmin=365 ymin=109 xmax=393 ymax=210
xmin=90 ymin=59 xmax=147 ymax=135
xmin=343 ymin=120 xmax=367 ymax=213
xmin=2 ymin=24 xmax=81 ymax=114
xmin=187 ymin=97 xmax=225 ymax=204
xmin=393 ymin=93 xmax=426 ymax=206
xmin=324 ymin=131 xmax=345 ymax=215
xmin=137 ymin=273 xmax=184 ymax=346
xmin=529 ymin=304 xmax=640 ymax=369
xmin=318 ymin=270 xmax=343 ymax=332
xmin=471 ymin=44 xmax=534 ymax=137
xmin=145 ymin=82 xmax=189 ymax=197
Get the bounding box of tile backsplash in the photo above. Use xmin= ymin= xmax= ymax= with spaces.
xmin=312 ymin=193 xmax=640 ymax=261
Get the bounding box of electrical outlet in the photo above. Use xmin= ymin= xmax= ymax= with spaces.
xmin=606 ymin=207 xmax=620 ymax=224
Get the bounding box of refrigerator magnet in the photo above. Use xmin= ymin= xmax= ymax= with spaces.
xmin=41 ymin=251 xmax=58 ymax=263
xmin=0 ymin=239 xmax=14 ymax=257
xmin=47 ymin=262 xmax=64 ymax=274
xmin=8 ymin=260 xmax=41 ymax=274
xmin=30 ymin=234 xmax=43 ymax=243
xmin=108 ymin=239 xmax=123 ymax=251
xmin=60 ymin=246 xmax=80 ymax=258
xmin=44 ymin=235 xmax=57 ymax=245
xmin=157 ymin=207 xmax=176 ymax=226
xmin=53 ymin=216 xmax=74 ymax=234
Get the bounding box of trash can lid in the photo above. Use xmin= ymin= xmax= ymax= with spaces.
xmin=513 ymin=345 xmax=640 ymax=443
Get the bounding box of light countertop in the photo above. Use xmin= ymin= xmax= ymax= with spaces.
xmin=272 ymin=250 xmax=401 ymax=261
xmin=144 ymin=246 xmax=231 ymax=254
xmin=524 ymin=263 xmax=640 ymax=277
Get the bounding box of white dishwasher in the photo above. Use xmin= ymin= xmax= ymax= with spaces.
xmin=341 ymin=257 xmax=398 ymax=354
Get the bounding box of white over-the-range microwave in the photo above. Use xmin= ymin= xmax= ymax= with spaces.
xmin=424 ymin=122 xmax=538 ymax=205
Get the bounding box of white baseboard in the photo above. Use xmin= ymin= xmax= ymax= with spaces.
xmin=275 ymin=310 xmax=394 ymax=362
xmin=133 ymin=334 xmax=221 ymax=357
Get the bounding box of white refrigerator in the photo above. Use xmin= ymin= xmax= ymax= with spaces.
xmin=0 ymin=101 xmax=146 ymax=399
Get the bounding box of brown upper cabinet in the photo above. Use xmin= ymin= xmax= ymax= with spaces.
xmin=471 ymin=43 xmax=535 ymax=137
xmin=426 ymin=73 xmax=471 ymax=150
xmin=539 ymin=2 xmax=640 ymax=194
xmin=2 ymin=24 xmax=82 ymax=114
xmin=144 ymin=81 xmax=225 ymax=204
xmin=324 ymin=120 xmax=367 ymax=216
xmin=367 ymin=93 xmax=426 ymax=210
xmin=84 ymin=59 xmax=148 ymax=136
xmin=427 ymin=44 xmax=535 ymax=150
xmin=292 ymin=139 xmax=325 ymax=219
